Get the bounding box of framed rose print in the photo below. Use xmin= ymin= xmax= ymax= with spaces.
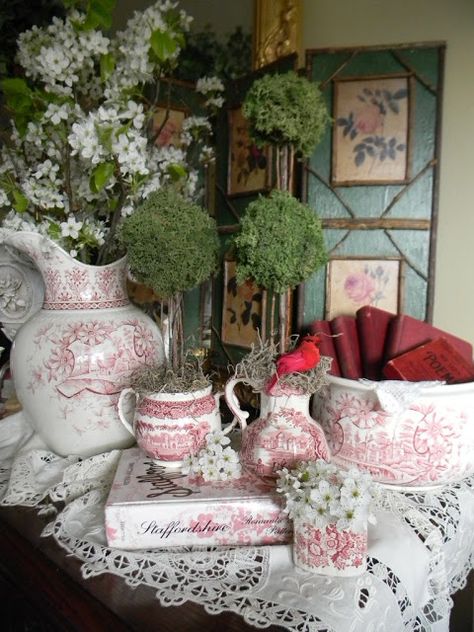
xmin=221 ymin=259 xmax=267 ymax=348
xmin=227 ymin=106 xmax=271 ymax=196
xmin=332 ymin=74 xmax=412 ymax=185
xmin=325 ymin=257 xmax=403 ymax=320
xmin=152 ymin=106 xmax=187 ymax=148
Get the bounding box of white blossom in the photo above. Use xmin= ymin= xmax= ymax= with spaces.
xmin=60 ymin=216 xmax=83 ymax=239
xmin=196 ymin=76 xmax=225 ymax=94
xmin=276 ymin=459 xmax=375 ymax=530
xmin=181 ymin=430 xmax=241 ymax=482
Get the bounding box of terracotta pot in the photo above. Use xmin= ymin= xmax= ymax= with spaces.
xmin=0 ymin=231 xmax=165 ymax=457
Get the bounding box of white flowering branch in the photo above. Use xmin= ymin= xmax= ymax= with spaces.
xmin=0 ymin=3 xmax=225 ymax=265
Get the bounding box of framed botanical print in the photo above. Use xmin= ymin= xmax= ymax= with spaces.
xmin=152 ymin=106 xmax=187 ymax=148
xmin=332 ymin=74 xmax=412 ymax=186
xmin=227 ymin=106 xmax=271 ymax=196
xmin=325 ymin=257 xmax=403 ymax=320
xmin=221 ymin=259 xmax=267 ymax=348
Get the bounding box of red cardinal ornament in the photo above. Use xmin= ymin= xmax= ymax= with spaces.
xmin=266 ymin=334 xmax=321 ymax=394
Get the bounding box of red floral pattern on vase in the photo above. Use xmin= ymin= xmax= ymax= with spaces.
xmin=240 ymin=393 xmax=331 ymax=478
xmin=118 ymin=386 xmax=223 ymax=466
xmin=6 ymin=231 xmax=165 ymax=457
xmin=138 ymin=393 xmax=217 ymax=419
xmin=293 ymin=521 xmax=367 ymax=576
xmin=136 ymin=420 xmax=211 ymax=461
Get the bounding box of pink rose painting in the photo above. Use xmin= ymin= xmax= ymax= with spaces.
xmin=332 ymin=75 xmax=410 ymax=184
xmin=326 ymin=259 xmax=401 ymax=319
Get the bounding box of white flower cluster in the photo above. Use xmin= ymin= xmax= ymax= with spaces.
xmin=106 ymin=1 xmax=192 ymax=98
xmin=277 ymin=460 xmax=375 ymax=531
xmin=196 ymin=76 xmax=225 ymax=109
xmin=17 ymin=13 xmax=109 ymax=96
xmin=0 ymin=1 xmax=223 ymax=263
xmin=181 ymin=430 xmax=242 ymax=482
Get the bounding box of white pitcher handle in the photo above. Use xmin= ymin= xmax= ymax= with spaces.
xmin=117 ymin=387 xmax=137 ymax=436
xmin=224 ymin=378 xmax=249 ymax=432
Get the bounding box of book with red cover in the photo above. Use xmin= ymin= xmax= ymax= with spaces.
xmin=310 ymin=320 xmax=341 ymax=376
xmin=330 ymin=315 xmax=363 ymax=379
xmin=384 ymin=314 xmax=473 ymax=363
xmin=356 ymin=305 xmax=395 ymax=380
xmin=383 ymin=337 xmax=474 ymax=384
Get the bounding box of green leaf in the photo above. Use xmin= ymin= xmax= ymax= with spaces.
xmin=12 ymin=189 xmax=29 ymax=212
xmin=150 ymin=29 xmax=178 ymax=62
xmin=167 ymin=163 xmax=186 ymax=181
xmin=90 ymin=162 xmax=115 ymax=193
xmin=100 ymin=52 xmax=116 ymax=82
xmin=0 ymin=78 xmax=33 ymax=113
xmin=82 ymin=0 xmax=116 ymax=30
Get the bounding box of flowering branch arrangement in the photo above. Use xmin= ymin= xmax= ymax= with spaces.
xmin=0 ymin=0 xmax=224 ymax=264
xmin=277 ymin=460 xmax=375 ymax=530
xmin=181 ymin=430 xmax=242 ymax=482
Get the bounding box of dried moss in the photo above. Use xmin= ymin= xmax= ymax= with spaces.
xmin=233 ymin=190 xmax=328 ymax=294
xmin=120 ymin=187 xmax=219 ymax=298
xmin=129 ymin=356 xmax=211 ymax=394
xmin=242 ymin=71 xmax=331 ymax=157
xmin=232 ymin=337 xmax=331 ymax=395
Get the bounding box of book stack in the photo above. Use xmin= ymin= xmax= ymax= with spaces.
xmin=105 ymin=448 xmax=291 ymax=550
xmin=311 ymin=306 xmax=474 ymax=383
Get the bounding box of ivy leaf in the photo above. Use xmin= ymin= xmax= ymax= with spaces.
xmin=150 ymin=29 xmax=178 ymax=62
xmin=90 ymin=162 xmax=115 ymax=193
xmin=82 ymin=0 xmax=116 ymax=30
xmin=12 ymin=189 xmax=29 ymax=212
xmin=100 ymin=53 xmax=115 ymax=82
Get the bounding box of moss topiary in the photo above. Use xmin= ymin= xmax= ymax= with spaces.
xmin=233 ymin=189 xmax=328 ymax=295
xmin=120 ymin=187 xmax=219 ymax=298
xmin=242 ymin=71 xmax=331 ymax=157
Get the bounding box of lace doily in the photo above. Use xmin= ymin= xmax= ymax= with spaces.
xmin=1 ymin=412 xmax=473 ymax=632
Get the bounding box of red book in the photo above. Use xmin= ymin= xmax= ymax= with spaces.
xmin=356 ymin=305 xmax=395 ymax=381
xmin=310 ymin=320 xmax=341 ymax=376
xmin=383 ymin=337 xmax=474 ymax=384
xmin=330 ymin=315 xmax=363 ymax=380
xmin=384 ymin=314 xmax=473 ymax=364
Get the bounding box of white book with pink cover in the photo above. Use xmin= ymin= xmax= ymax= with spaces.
xmin=105 ymin=448 xmax=291 ymax=549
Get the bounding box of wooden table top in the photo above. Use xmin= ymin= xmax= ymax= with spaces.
xmin=0 ymin=504 xmax=286 ymax=631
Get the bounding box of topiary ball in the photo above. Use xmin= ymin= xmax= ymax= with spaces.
xmin=120 ymin=187 xmax=219 ymax=298
xmin=242 ymin=71 xmax=331 ymax=157
xmin=233 ymin=190 xmax=327 ymax=294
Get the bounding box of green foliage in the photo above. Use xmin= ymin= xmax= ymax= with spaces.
xmin=233 ymin=190 xmax=328 ymax=294
xmin=173 ymin=25 xmax=252 ymax=83
xmin=120 ymin=187 xmax=219 ymax=298
xmin=242 ymin=71 xmax=331 ymax=157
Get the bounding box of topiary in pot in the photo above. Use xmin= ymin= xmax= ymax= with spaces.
xmin=242 ymin=70 xmax=331 ymax=191
xmin=233 ymin=189 xmax=327 ymax=351
xmin=120 ymin=186 xmax=219 ymax=384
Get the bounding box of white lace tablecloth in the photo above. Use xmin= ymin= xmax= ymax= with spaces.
xmin=1 ymin=412 xmax=473 ymax=632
